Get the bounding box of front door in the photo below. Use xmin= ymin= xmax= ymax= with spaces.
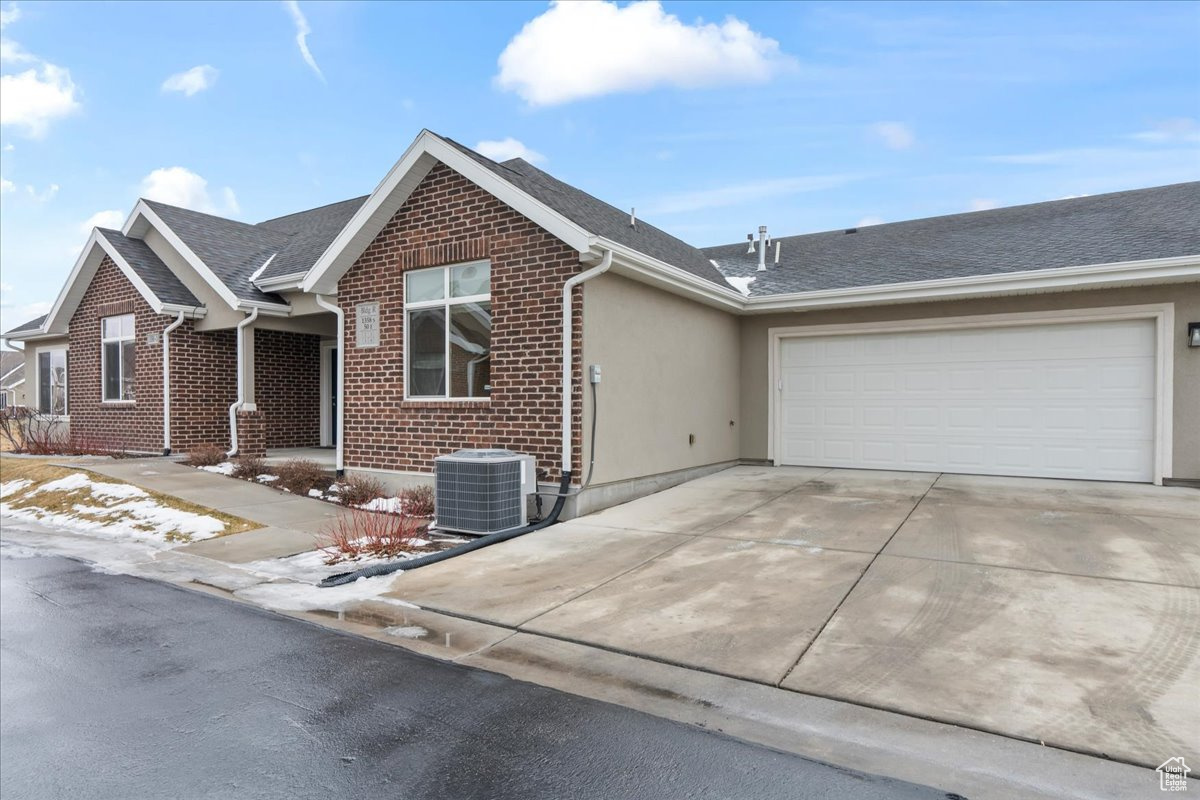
xmin=329 ymin=347 xmax=338 ymax=446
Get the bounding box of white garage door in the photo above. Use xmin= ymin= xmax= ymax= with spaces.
xmin=778 ymin=318 xmax=1156 ymax=482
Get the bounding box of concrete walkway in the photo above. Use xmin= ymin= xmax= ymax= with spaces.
xmin=64 ymin=457 xmax=349 ymax=562
xmin=380 ymin=466 xmax=1200 ymax=768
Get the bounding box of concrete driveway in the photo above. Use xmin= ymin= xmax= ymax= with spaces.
xmin=385 ymin=466 xmax=1200 ymax=767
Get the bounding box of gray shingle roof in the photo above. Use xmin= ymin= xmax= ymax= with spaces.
xmin=254 ymin=196 xmax=368 ymax=281
xmin=441 ymin=137 xmax=729 ymax=287
xmin=98 ymin=229 xmax=200 ymax=307
xmin=143 ymin=200 xmax=289 ymax=304
xmin=0 ymin=359 xmax=23 ymax=388
xmin=3 ymin=314 xmax=47 ymax=336
xmin=704 ymin=182 xmax=1200 ymax=297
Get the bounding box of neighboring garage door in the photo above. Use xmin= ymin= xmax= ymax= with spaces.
xmin=778 ymin=318 xmax=1156 ymax=482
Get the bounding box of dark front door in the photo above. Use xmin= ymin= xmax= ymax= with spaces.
xmin=329 ymin=347 xmax=338 ymax=446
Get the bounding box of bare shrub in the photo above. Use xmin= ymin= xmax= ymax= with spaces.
xmin=402 ymin=484 xmax=435 ymax=517
xmin=274 ymin=458 xmax=331 ymax=495
xmin=337 ymin=473 xmax=386 ymax=507
xmin=187 ymin=444 xmax=226 ymax=467
xmin=317 ymin=508 xmax=425 ymax=563
xmin=231 ymin=455 xmax=267 ymax=480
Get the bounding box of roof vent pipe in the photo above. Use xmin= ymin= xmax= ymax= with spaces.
xmin=630 ymin=207 xmax=636 ymax=229
xmin=757 ymin=225 xmax=769 ymax=272
xmin=775 ymin=240 xmax=781 ymax=265
xmin=746 ymin=234 xmax=755 ymax=254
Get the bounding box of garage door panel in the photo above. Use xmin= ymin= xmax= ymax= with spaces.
xmin=778 ymin=319 xmax=1155 ymax=482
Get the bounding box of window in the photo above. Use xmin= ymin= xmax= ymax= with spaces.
xmin=404 ymin=261 xmax=491 ymax=399
xmin=101 ymin=314 xmax=136 ymax=402
xmin=38 ymin=348 xmax=67 ymax=415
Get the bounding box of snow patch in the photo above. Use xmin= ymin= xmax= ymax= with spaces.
xmin=0 ymin=479 xmax=32 ymax=498
xmin=233 ymin=574 xmax=414 ymax=612
xmin=256 ymin=474 xmax=278 ymax=483
xmin=384 ymin=625 xmax=428 ymax=639
xmin=307 ymin=489 xmax=324 ymax=498
xmin=357 ymin=496 xmax=405 ymax=514
xmin=725 ymin=275 xmax=755 ymax=296
xmin=199 ymin=462 xmax=236 ymax=476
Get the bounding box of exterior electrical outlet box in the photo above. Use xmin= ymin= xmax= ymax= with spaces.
xmin=434 ymin=449 xmax=536 ymax=535
xmin=589 ymin=364 xmax=602 ymax=384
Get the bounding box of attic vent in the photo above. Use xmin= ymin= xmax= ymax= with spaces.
xmin=844 ymin=228 xmax=858 ymax=235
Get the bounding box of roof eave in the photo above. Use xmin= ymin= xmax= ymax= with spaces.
xmin=741 ymin=255 xmax=1200 ymax=313
xmin=302 ymin=130 xmax=593 ymax=295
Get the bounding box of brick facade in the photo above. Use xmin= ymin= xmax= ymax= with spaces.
xmin=65 ymin=256 xmax=329 ymax=455
xmin=254 ymin=328 xmax=321 ymax=449
xmin=68 ymin=257 xmax=166 ymax=453
xmin=337 ymin=162 xmax=584 ymax=482
xmin=235 ymin=409 xmax=266 ymax=458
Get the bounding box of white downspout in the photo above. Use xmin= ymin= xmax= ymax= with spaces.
xmin=161 ymin=310 xmax=186 ymax=455
xmin=226 ymin=308 xmax=259 ymax=457
xmin=313 ymin=294 xmax=344 ymax=475
xmin=561 ymin=249 xmax=612 ymax=475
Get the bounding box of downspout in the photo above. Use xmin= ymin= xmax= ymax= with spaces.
xmin=226 ymin=308 xmax=259 ymax=458
xmin=319 ymin=248 xmax=613 ymax=589
xmin=313 ymin=294 xmax=344 ymax=475
xmin=560 ymin=249 xmax=612 ymax=476
xmin=160 ymin=311 xmax=186 ymax=455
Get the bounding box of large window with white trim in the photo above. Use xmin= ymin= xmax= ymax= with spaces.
xmin=37 ymin=348 xmax=67 ymax=415
xmin=404 ymin=261 xmax=491 ymax=399
xmin=101 ymin=313 xmax=136 ymax=402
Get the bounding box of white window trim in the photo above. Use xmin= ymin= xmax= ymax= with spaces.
xmin=766 ymin=303 xmax=1175 ymax=486
xmin=100 ymin=313 xmax=136 ymax=404
xmin=33 ymin=343 xmax=69 ymax=418
xmin=403 ymin=260 xmax=492 ymax=402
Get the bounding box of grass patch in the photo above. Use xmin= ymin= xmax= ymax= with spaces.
xmin=1 ymin=456 xmax=259 ymax=543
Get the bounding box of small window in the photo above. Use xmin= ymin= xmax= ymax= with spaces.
xmin=101 ymin=313 xmax=136 ymax=402
xmin=404 ymin=261 xmax=491 ymax=399
xmin=38 ymin=348 xmax=68 ymax=415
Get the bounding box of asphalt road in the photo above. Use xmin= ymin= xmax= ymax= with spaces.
xmin=0 ymin=554 xmax=954 ymax=800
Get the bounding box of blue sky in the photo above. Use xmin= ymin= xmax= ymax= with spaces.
xmin=1 ymin=0 xmax=1198 ymax=326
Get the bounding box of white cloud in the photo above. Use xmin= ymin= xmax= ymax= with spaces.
xmin=968 ymin=198 xmax=998 ymax=211
xmin=2 ymin=142 xmax=12 ymax=151
xmin=496 ymin=0 xmax=793 ymax=106
xmin=140 ymin=166 xmax=239 ymax=215
xmin=645 ymin=173 xmax=864 ymax=215
xmin=22 ymin=181 xmax=55 ymax=202
xmin=0 ymin=3 xmax=19 ymax=29
xmin=5 ymin=299 xmax=51 ymax=323
xmin=162 ymin=64 xmax=218 ymax=96
xmin=1129 ymin=117 xmax=1200 ymax=144
xmin=856 ymin=215 xmax=884 ymax=227
xmin=0 ymin=176 xmax=12 ymax=193
xmin=475 ymin=137 xmax=545 ymax=164
xmin=870 ymin=121 xmax=915 ymax=151
xmin=283 ymin=0 xmax=324 ymax=82
xmin=80 ymin=209 xmax=124 ymax=234
xmin=0 ymin=6 xmax=81 ymax=138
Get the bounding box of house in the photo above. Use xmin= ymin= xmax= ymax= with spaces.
xmin=3 ymin=130 xmax=1198 ymax=515
xmin=0 ymin=350 xmax=25 ymax=409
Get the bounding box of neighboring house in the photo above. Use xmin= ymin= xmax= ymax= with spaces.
xmin=0 ymin=350 xmax=25 ymax=409
xmin=3 ymin=130 xmax=1198 ymax=514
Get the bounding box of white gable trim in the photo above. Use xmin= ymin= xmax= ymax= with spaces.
xmin=40 ymin=229 xmax=208 ymax=335
xmin=301 ymin=130 xmax=594 ymax=294
xmin=123 ymin=200 xmax=246 ymax=310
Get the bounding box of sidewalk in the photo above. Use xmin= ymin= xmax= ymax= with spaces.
xmin=67 ymin=457 xmax=345 ymax=562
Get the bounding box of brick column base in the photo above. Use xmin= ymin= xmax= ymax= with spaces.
xmin=236 ymin=409 xmax=266 ymax=458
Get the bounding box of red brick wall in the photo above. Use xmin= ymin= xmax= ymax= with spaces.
xmin=337 ymin=162 xmax=584 ymax=482
xmin=235 ymin=409 xmax=266 ymax=458
xmin=67 ymin=256 xmax=237 ymax=454
xmin=254 ymin=328 xmax=321 ymax=448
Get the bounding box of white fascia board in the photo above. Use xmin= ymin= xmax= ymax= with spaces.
xmin=594 ymin=239 xmax=745 ymax=312
xmin=254 ymin=271 xmax=307 ymax=292
xmin=42 ymin=229 xmax=106 ymax=334
xmin=742 ymin=255 xmax=1200 ymax=314
xmin=128 ymin=200 xmax=245 ymax=311
xmin=301 ymin=130 xmax=593 ymax=295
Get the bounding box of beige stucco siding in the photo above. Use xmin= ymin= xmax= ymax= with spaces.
xmin=582 ymin=272 xmax=740 ymax=485
xmin=738 ymin=282 xmax=1200 ymax=479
